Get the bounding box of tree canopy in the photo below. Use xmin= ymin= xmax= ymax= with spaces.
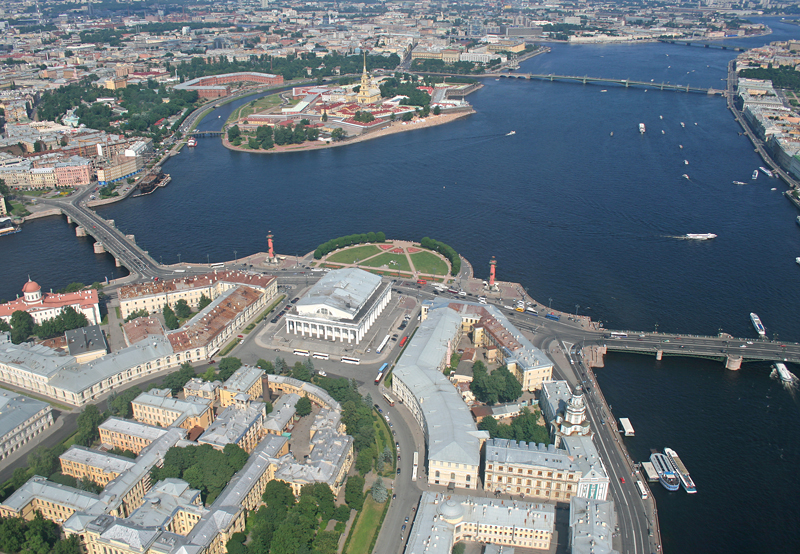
xmin=470 ymin=361 xmax=523 ymax=405
xmin=313 ymin=232 xmax=386 ymax=259
xmin=478 ymin=407 xmax=550 ymax=445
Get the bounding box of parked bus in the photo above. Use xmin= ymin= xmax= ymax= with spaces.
xmin=293 ymin=349 xmax=310 ymax=357
xmin=312 ymin=352 xmax=329 ymax=360
xmin=636 ymin=480 xmax=648 ymax=499
xmin=416 ymin=279 xmax=427 ymax=285
xmin=412 ymin=451 xmax=419 ymax=482
xmin=375 ymin=363 xmax=389 ymax=384
xmin=376 ymin=334 xmax=391 ymax=354
xmin=210 ymin=262 xmax=225 ymax=269
xmin=399 ymin=336 xmax=408 ymax=348
xmin=610 ymin=332 xmax=628 ymax=338
xmin=545 ymin=313 xmax=561 ymax=321
xmin=382 ymin=391 xmax=395 ymax=407
xmin=341 ymin=356 xmax=361 ymax=365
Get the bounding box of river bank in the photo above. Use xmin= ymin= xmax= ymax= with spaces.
xmin=220 ymin=108 xmax=476 ymax=154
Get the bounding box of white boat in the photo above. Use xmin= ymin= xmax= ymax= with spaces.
xmin=681 ymin=122 xmax=685 ymax=127
xmin=796 ymin=216 xmax=800 ymax=227
xmin=750 ymin=313 xmax=766 ymax=337
xmin=639 ymin=123 xmax=646 ymax=134
xmin=684 ymin=160 xmax=689 ymax=165
xmin=187 ymin=137 xmax=197 ymax=147
xmin=661 ymin=130 xmax=665 ymax=134
xmin=682 ymin=174 xmax=690 ymax=179
xmin=0 ymin=217 xmax=20 ymax=237
xmin=664 ymin=448 xmax=697 ymax=494
xmin=733 ymin=181 xmax=747 ymax=185
xmin=752 ymin=170 xmax=759 ymax=180
xmin=610 ymin=132 xmax=614 ymax=136
xmin=760 ymin=166 xmax=773 ymax=178
xmin=650 ymin=453 xmax=680 ymax=491
xmin=506 ymin=131 xmax=516 ymax=136
xmin=774 ymin=362 xmax=794 ymax=383
xmin=796 ymin=256 xmax=800 ymax=265
xmin=659 ymin=115 xmax=663 ymax=120
xmin=685 ymin=233 xmax=717 ymax=240
xmin=601 ymin=89 xmax=607 ymax=92
xmin=679 ymin=144 xmax=683 ymax=149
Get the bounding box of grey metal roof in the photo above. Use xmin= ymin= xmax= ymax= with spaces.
xmin=0 ymin=334 xmax=76 ymax=380
xmin=295 ymin=268 xmax=382 ymax=321
xmin=132 ymin=389 xmax=212 ymax=427
xmin=197 ymin=401 xmax=265 ymax=449
xmin=392 ymin=306 xmax=488 ymax=467
xmin=485 ymin=439 xmax=578 ymax=473
xmin=125 ymin=479 xmax=205 ymax=530
xmin=65 ymin=325 xmax=108 ymax=357
xmin=540 ymin=380 xmax=572 ymax=422
xmin=99 ymin=417 xmax=171 ymax=443
xmin=59 ymin=445 xmax=136 ymax=475
xmin=263 ymin=393 xmax=299 ymax=434
xmin=569 ymin=496 xmax=619 ymax=554
xmin=221 ymin=365 xmax=263 ymax=396
xmin=0 ymin=391 xmax=51 ymax=441
xmin=0 ymin=475 xmax=99 ymax=514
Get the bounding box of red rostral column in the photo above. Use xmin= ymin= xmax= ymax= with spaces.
xmin=489 ymin=257 xmax=497 ymax=287
xmin=267 ymin=232 xmax=275 ymax=259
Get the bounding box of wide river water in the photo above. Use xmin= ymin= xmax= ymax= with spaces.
xmin=2 ymin=17 xmax=800 ymax=553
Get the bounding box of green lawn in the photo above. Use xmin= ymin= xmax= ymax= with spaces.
xmin=373 ymin=413 xmax=396 ymax=475
xmin=410 ymin=251 xmax=449 ymax=275
xmin=345 ymin=496 xmax=385 ymax=554
xmin=360 ymin=253 xmax=411 ymax=272
xmin=327 ymin=245 xmax=382 ymax=264
xmin=227 ymin=93 xmax=284 ymax=124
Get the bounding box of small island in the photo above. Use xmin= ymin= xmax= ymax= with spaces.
xmin=221 ymin=56 xmax=478 ymax=154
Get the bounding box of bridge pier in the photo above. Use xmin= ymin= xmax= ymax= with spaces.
xmin=75 ymin=226 xmax=86 ymax=237
xmin=126 ymin=234 xmax=136 ymax=244
xmin=93 ymin=242 xmax=106 ymax=254
xmin=725 ymin=355 xmax=742 ymax=370
xmin=656 ymin=350 xmax=663 ymax=361
xmin=66 ymin=215 xmax=72 ymax=224
xmin=107 ymin=219 xmax=115 ymax=228
xmin=115 ymin=257 xmax=122 ymax=268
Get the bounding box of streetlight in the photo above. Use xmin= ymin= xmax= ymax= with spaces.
xmin=575 ymin=304 xmax=580 ymax=318
xmin=207 ymin=254 xmax=210 ymax=265
xmin=178 ymin=253 xmax=181 ymax=264
xmin=654 ymin=323 xmax=658 ymax=334
xmin=548 ymin=298 xmax=553 ymax=310
xmin=234 ymin=250 xmax=237 ymax=264
xmin=160 ymin=255 xmax=163 ymax=266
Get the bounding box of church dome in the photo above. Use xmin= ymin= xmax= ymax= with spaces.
xmin=22 ymin=280 xmax=41 ymax=293
xmin=438 ymin=498 xmax=464 ymax=522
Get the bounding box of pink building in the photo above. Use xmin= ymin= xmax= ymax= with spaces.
xmin=0 ymin=280 xmax=101 ymax=326
xmin=54 ymin=158 xmax=91 ymax=188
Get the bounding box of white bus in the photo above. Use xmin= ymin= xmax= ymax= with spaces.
xmin=610 ymin=332 xmax=628 ymax=338
xmin=412 ymin=451 xmax=419 ymax=482
xmin=636 ymin=480 xmax=648 ymax=499
xmin=376 ymin=334 xmax=391 ymax=354
xmin=312 ymin=352 xmax=329 ymax=360
xmin=210 ymin=262 xmax=225 ymax=269
xmin=341 ymin=356 xmax=361 ymax=365
xmin=293 ymin=349 xmax=310 ymax=357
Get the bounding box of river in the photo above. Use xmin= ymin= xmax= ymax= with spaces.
xmin=1 ymin=17 xmax=799 ymax=553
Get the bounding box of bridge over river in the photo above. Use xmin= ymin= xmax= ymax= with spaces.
xmin=492 ymin=73 xmax=728 ymax=95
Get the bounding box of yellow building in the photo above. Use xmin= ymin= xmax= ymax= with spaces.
xmin=219 ymin=365 xmax=264 ymax=408
xmin=356 ymin=54 xmax=381 ymax=105
xmin=59 ymin=446 xmax=136 ymax=486
xmin=98 ymin=417 xmax=173 ymax=455
xmin=131 ymin=389 xmax=214 ymax=430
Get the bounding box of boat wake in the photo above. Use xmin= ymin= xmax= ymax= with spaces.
xmin=771 ymin=368 xmax=799 ymax=394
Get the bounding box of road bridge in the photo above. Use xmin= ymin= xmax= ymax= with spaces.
xmin=186 ymin=130 xmax=224 ymax=137
xmin=658 ymin=39 xmax=747 ymax=51
xmin=494 ymin=73 xmax=727 ymax=95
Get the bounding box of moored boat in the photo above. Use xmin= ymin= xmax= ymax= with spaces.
xmin=650 ymin=453 xmax=680 ymax=491
xmin=0 ymin=217 xmax=20 ymax=237
xmin=750 ymin=313 xmax=766 ymax=337
xmin=752 ymin=170 xmax=759 ymax=180
xmin=187 ymin=137 xmax=197 ymax=147
xmin=760 ymin=166 xmax=773 ymax=178
xmin=664 ymin=448 xmax=697 ymax=493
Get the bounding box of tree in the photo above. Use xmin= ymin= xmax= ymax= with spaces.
xmin=28 ymin=446 xmax=59 ymax=477
xmin=330 ymin=127 xmax=346 ymax=141
xmin=198 ymin=294 xmax=212 ymax=310
xmin=11 ymin=467 xmax=28 ymax=489
xmin=227 ymin=125 xmax=241 ymax=142
xmin=75 ymin=404 xmax=103 ymax=446
xmin=108 ymin=386 xmax=141 ymax=418
xmin=452 ymin=543 xmax=466 ymax=554
xmin=433 ymin=105 xmax=441 ymax=115
xmin=0 ymin=178 xmax=8 ymax=197
xmin=256 ymin=359 xmax=274 ymax=372
xmin=355 ymin=447 xmax=374 ymax=475
xmin=371 ymin=477 xmax=388 ymax=503
xmin=201 ymin=366 xmax=217 ymax=382
xmin=174 ymin=299 xmax=192 ymax=319
xmin=262 ymin=479 xmax=295 ymax=509
xmin=124 ymin=309 xmax=149 ymax=322
xmin=344 ymin=475 xmax=365 ymax=511
xmin=333 ymin=504 xmax=351 ymax=522
xmin=163 ymin=304 xmax=179 ymax=330
xmin=291 ymin=361 xmax=312 ymax=382
xmin=296 ymin=396 xmax=312 ymax=417
xmin=9 ymin=310 xmax=34 ymax=344
xmin=60 ymin=136 xmax=68 ymax=147
xmin=218 ymin=357 xmax=242 ymax=380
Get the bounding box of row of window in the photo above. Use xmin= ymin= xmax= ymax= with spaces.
xmin=487 ymin=464 xmax=573 ymax=480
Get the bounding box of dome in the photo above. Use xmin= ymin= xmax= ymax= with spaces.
xmin=438 ymin=499 xmax=464 ymax=521
xmin=22 ymin=280 xmax=41 ymax=293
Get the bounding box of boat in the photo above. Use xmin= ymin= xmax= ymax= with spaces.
xmin=0 ymin=217 xmax=20 ymax=237
xmin=187 ymin=137 xmax=197 ymax=147
xmin=661 ymin=130 xmax=665 ymax=134
xmin=660 ymin=115 xmax=663 ymax=120
xmin=506 ymin=131 xmax=516 ymax=136
xmin=771 ymin=188 xmax=777 ymax=191
xmin=681 ymin=122 xmax=685 ymax=128
xmin=650 ymin=453 xmax=680 ymax=491
xmin=664 ymin=448 xmax=697 ymax=493
xmin=795 ymin=257 xmax=799 ymax=265
xmin=610 ymin=132 xmax=614 ymax=136
xmin=601 ymin=89 xmax=607 ymax=92
xmin=796 ymin=216 xmax=800 ymax=226
xmin=733 ymin=181 xmax=747 ymax=185
xmin=639 ymin=123 xmax=646 ymax=134
xmin=679 ymin=144 xmax=683 ymax=149
xmin=682 ymin=174 xmax=690 ymax=179
xmin=760 ymin=166 xmax=773 ymax=178
xmin=685 ymin=233 xmax=717 ymax=240
xmin=684 ymin=160 xmax=689 ymax=165
xmin=774 ymin=362 xmax=794 ymax=383
xmin=752 ymin=170 xmax=759 ymax=180
xmin=750 ymin=313 xmax=766 ymax=337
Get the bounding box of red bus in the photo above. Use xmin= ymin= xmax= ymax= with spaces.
xmin=399 ymin=336 xmax=408 ymax=348
xmin=416 ymin=279 xmax=427 ymax=285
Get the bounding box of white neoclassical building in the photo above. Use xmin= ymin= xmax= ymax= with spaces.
xmin=285 ymin=268 xmax=391 ymax=344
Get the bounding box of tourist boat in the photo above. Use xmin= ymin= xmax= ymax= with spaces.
xmin=664 ymin=448 xmax=697 ymax=494
xmin=639 ymin=123 xmax=646 ymax=134
xmin=187 ymin=137 xmax=197 ymax=147
xmin=760 ymin=166 xmax=773 ymax=178
xmin=685 ymin=233 xmax=717 ymax=240
xmin=752 ymin=170 xmax=759 ymax=180
xmin=506 ymin=131 xmax=516 ymax=136
xmin=750 ymin=313 xmax=766 ymax=337
xmin=0 ymin=217 xmax=20 ymax=237
xmin=650 ymin=453 xmax=680 ymax=491
xmin=733 ymin=181 xmax=747 ymax=185
xmin=774 ymin=362 xmax=794 ymax=383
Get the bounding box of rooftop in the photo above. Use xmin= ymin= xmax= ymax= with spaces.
xmin=0 ymin=391 xmax=51 ymax=441
xmin=118 ymin=270 xmax=274 ymax=300
xmin=65 ymin=325 xmax=108 ymax=357
xmin=295 ymin=267 xmax=382 ymax=321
